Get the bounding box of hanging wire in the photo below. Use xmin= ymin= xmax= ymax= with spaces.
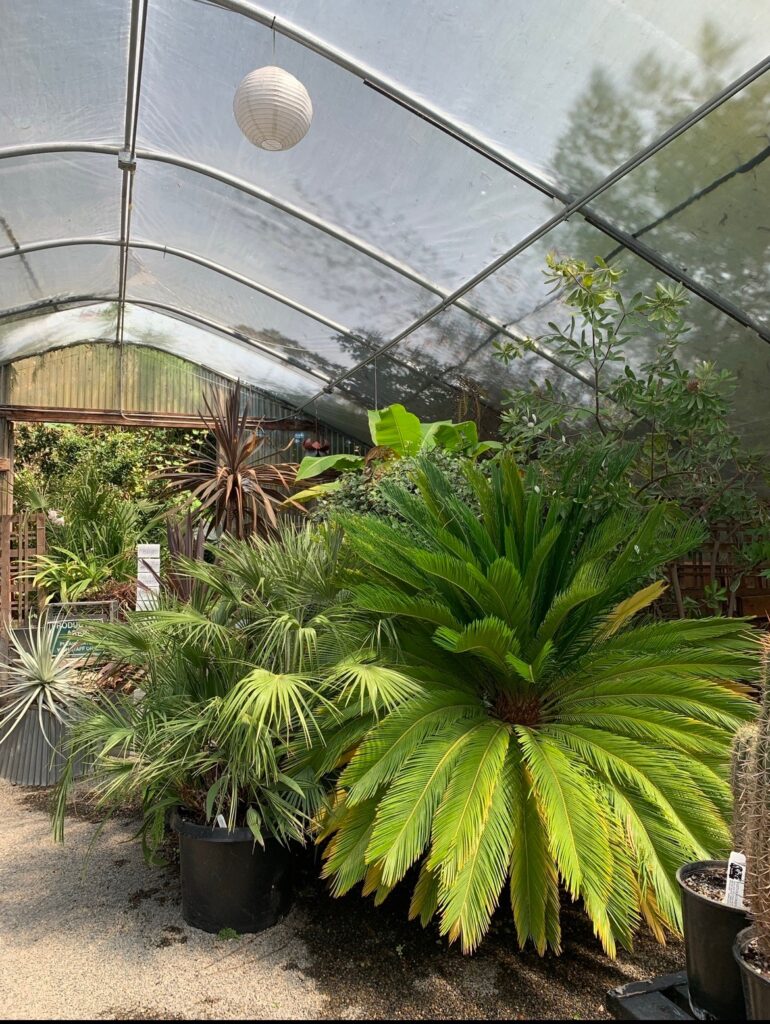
xmin=271 ymin=16 xmax=276 ymax=61
xmin=374 ymin=354 xmax=379 ymax=411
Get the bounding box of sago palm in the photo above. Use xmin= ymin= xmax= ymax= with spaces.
xmin=320 ymin=457 xmax=756 ymax=955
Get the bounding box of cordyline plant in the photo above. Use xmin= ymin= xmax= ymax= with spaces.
xmin=319 ymin=456 xmax=756 ymax=955
xmin=161 ymin=382 xmax=301 ymax=539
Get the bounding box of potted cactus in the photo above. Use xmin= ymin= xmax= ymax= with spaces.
xmin=732 ymin=637 xmax=770 ymax=1019
xmin=676 ymin=725 xmax=752 ymax=1019
xmin=676 ymin=668 xmax=763 ymax=1019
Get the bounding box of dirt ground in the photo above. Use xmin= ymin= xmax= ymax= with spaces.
xmin=0 ymin=779 xmax=685 ymax=1020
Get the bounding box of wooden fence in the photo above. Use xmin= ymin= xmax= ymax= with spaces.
xmin=0 ymin=512 xmax=46 ymax=628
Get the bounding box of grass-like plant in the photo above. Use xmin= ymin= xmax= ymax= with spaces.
xmin=52 ymin=526 xmax=414 ymax=856
xmin=320 ymin=457 xmax=756 ymax=955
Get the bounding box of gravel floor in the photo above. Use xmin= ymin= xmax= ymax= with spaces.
xmin=0 ymin=779 xmax=685 ymax=1020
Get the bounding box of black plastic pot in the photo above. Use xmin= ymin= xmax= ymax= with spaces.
xmin=677 ymin=860 xmax=749 ymax=1020
xmin=171 ymin=810 xmax=292 ymax=934
xmin=734 ymin=926 xmax=770 ymax=1020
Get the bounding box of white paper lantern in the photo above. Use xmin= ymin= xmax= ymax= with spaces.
xmin=233 ymin=65 xmax=313 ymax=151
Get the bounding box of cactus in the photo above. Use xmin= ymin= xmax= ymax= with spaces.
xmin=731 ymin=634 xmax=770 ymax=954
xmin=731 ymin=722 xmax=757 ymax=854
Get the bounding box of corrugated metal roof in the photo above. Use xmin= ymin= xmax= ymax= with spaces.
xmin=0 ymin=342 xmax=362 ymax=453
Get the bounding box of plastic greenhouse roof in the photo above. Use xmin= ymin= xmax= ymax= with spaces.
xmin=0 ymin=1 xmax=768 ymax=443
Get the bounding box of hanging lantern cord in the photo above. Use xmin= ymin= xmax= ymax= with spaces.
xmin=374 ymin=355 xmax=379 ymax=411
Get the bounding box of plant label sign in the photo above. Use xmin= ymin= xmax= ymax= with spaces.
xmin=136 ymin=543 xmax=161 ymax=611
xmin=724 ymin=851 xmax=746 ymax=908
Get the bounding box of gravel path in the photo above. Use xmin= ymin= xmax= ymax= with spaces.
xmin=0 ymin=779 xmax=685 ymax=1020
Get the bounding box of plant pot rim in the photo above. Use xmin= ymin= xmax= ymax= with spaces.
xmin=170 ymin=807 xmax=255 ymax=843
xmin=734 ymin=925 xmax=770 ymax=984
xmin=676 ymin=859 xmax=749 ymax=916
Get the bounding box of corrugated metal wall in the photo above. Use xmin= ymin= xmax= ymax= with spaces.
xmin=0 ymin=706 xmax=81 ymax=787
xmin=0 ymin=343 xmax=364 ymax=455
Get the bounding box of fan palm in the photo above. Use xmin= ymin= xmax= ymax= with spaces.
xmin=320 ymin=457 xmax=756 ymax=955
xmin=52 ymin=525 xmax=413 ymax=857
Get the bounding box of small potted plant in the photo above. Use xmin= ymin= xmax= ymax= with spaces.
xmin=53 ymin=528 xmax=410 ymax=934
xmin=732 ymin=636 xmax=770 ymax=1019
xmin=676 ymin=721 xmax=752 ymax=1019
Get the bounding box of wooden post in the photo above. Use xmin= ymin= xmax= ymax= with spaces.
xmin=0 ymin=515 xmax=11 ymax=628
xmin=36 ymin=513 xmax=46 ymax=614
xmin=0 ymin=417 xmax=13 ymax=516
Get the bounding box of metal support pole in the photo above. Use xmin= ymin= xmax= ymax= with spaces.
xmin=117 ymin=0 xmax=148 ymax=349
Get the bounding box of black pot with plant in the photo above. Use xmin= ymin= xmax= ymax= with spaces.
xmin=734 ymin=927 xmax=770 ymax=1020
xmin=677 ymin=860 xmax=748 ymax=1019
xmin=51 ymin=527 xmax=408 ymax=934
xmin=171 ymin=811 xmax=292 ymax=933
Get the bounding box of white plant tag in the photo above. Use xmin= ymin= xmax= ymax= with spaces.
xmin=215 ymin=814 xmax=227 ymax=829
xmin=724 ymin=851 xmax=746 ymax=908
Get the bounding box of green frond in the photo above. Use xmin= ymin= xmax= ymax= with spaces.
xmin=409 ymin=860 xmax=440 ymax=927
xmin=437 ymin=746 xmax=516 ymax=952
xmin=428 ymin=720 xmax=511 ymax=882
xmin=353 ymin=583 xmax=461 ymax=630
xmin=365 ymin=719 xmax=489 ymax=886
xmin=341 ymin=691 xmax=484 ymax=804
xmin=517 ymin=729 xmax=616 ymax=954
xmin=330 ymin=658 xmax=423 ymax=715
xmin=508 ymin=749 xmax=561 ymax=954
xmin=433 ymin=617 xmax=518 ymax=672
xmin=320 ymin=796 xmax=380 ymax=896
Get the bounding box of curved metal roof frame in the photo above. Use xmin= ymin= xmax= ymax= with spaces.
xmin=0 ymin=0 xmax=768 ymax=431
xmin=0 ymin=236 xmax=505 ymax=416
xmin=0 ymin=293 xmax=331 ymax=384
xmin=0 ymin=142 xmax=590 ymax=392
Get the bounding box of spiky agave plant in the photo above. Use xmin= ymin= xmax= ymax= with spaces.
xmin=52 ymin=525 xmax=415 ymax=856
xmin=0 ymin=616 xmax=82 ymax=746
xmin=320 ymin=457 xmax=756 ymax=955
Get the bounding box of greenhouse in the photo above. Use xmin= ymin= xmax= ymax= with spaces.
xmin=0 ymin=1 xmax=769 ymax=1020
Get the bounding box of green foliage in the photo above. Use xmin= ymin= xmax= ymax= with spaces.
xmin=295 ymin=403 xmax=498 ymax=489
xmin=494 ymin=256 xmax=770 ymax=615
xmin=310 ymin=448 xmax=485 ymax=526
xmin=320 ymin=456 xmax=756 ymax=955
xmin=14 ymin=423 xmax=201 ymax=505
xmin=52 ymin=526 xmax=413 ymax=857
xmin=31 ymin=465 xmax=157 ymax=602
xmin=14 ymin=423 xmax=200 ymax=603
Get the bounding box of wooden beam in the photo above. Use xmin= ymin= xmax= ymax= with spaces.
xmin=0 ymin=405 xmax=314 ymax=431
